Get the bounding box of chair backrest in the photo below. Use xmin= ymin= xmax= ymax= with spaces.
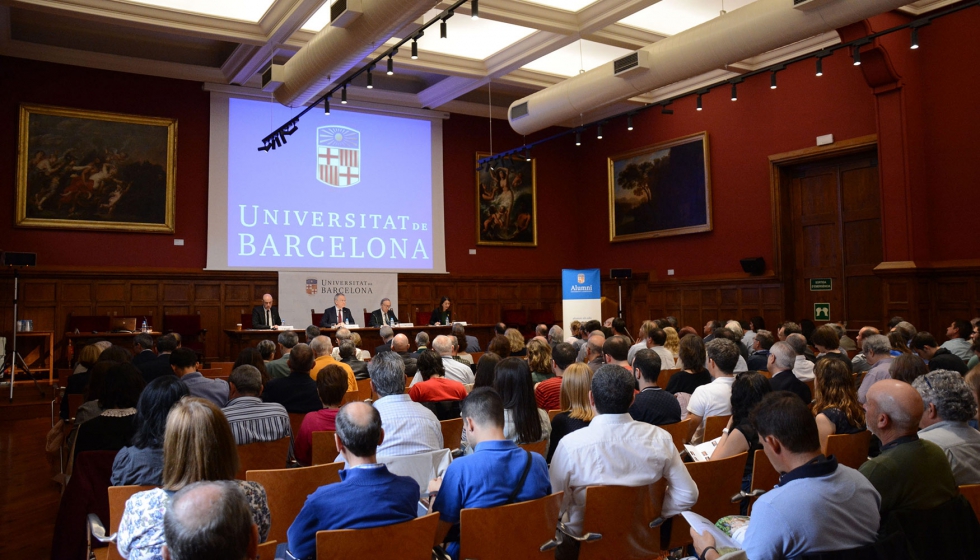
xmin=501 ymin=308 xmax=526 ymax=328
xmin=162 ymin=314 xmax=201 ymax=335
xmin=105 ymin=485 xmax=156 ymax=560
xmin=459 ymin=492 xmax=563 ymax=559
xmin=960 ymin=484 xmax=980 ymax=524
xmin=235 ymin=437 xmax=291 ymax=479
xmin=356 ymin=377 xmax=372 ymax=400
xmin=547 ymin=409 xmax=563 ymax=422
xmin=416 ymin=311 xmax=431 ymax=325
xmin=209 ymin=361 xmax=234 ymax=377
xmin=421 ymin=400 xmax=462 ymax=421
xmin=68 ymin=393 xmax=85 ymax=420
xmin=199 ymin=368 xmax=222 ymax=378
xmin=667 ymin=452 xmax=748 ymax=549
xmin=656 ymin=368 xmax=682 ymax=390
xmin=246 ymin=463 xmax=344 ymax=544
xmin=311 ymin=310 xmax=324 ymax=327
xmin=824 ymin=430 xmax=872 ymax=470
xmin=312 ymin=431 xmax=339 ymax=465
xmin=470 ymin=351 xmax=484 ymax=363
xmin=748 ymin=449 xmax=780 ymax=507
xmin=440 ymin=418 xmax=463 ymax=451
xmin=240 ymin=313 xmax=254 ymax=330
xmin=340 ymin=390 xmax=360 ymax=405
xmin=578 ymin=480 xmax=668 ymax=560
xmin=658 ymin=419 xmax=692 ymax=453
xmin=256 ymin=540 xmax=277 ymax=560
xmin=518 ymin=439 xmax=549 ymax=456
xmin=288 ymin=413 xmax=305 ymax=440
xmin=66 ymin=314 xmax=111 ymax=333
xmin=363 ymin=309 xmax=372 ymax=326
xmin=703 ymin=415 xmax=732 ymax=442
xmin=315 ymin=512 xmax=440 ymax=560
xmin=379 ymin=448 xmax=453 ymax=497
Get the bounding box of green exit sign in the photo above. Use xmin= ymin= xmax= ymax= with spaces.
xmin=810 ymin=278 xmax=833 ymax=291
xmin=814 ymin=303 xmax=831 ymax=321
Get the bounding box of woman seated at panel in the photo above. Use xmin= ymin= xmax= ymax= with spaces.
xmin=429 ymin=296 xmax=452 ymax=326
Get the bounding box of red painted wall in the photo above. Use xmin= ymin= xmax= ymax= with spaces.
xmin=0 ymin=56 xmax=211 ymax=268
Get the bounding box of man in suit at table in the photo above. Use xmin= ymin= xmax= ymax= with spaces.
xmin=251 ymin=293 xmax=282 ymax=329
xmin=320 ymin=292 xmax=355 ymax=328
xmin=370 ymin=297 xmax=399 ymax=328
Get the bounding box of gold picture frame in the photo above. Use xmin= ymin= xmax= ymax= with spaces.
xmin=608 ymin=131 xmax=712 ymax=242
xmin=475 ymin=152 xmax=537 ymax=247
xmin=16 ymin=104 xmax=177 ymax=233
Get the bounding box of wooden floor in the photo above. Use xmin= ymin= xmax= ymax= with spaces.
xmin=0 ymin=416 xmax=63 ymax=559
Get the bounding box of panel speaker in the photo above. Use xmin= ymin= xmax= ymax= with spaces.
xmin=610 ymin=268 xmax=633 ymax=280
xmin=740 ymin=257 xmax=765 ymax=275
xmin=2 ymin=252 xmax=37 ymax=266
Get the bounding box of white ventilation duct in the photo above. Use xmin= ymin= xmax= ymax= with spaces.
xmin=274 ymin=0 xmax=435 ymax=107
xmin=508 ymin=0 xmax=911 ymax=135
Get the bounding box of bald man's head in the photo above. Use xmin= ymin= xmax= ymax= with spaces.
xmin=866 ymin=379 xmax=923 ymax=440
xmin=335 ymin=401 xmax=383 ymax=458
xmin=391 ymin=333 xmax=410 ymax=353
xmin=163 ymin=481 xmax=255 ymax=560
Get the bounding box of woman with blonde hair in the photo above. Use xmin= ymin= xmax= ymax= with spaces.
xmin=547 ymin=363 xmax=594 ymax=462
xmin=663 ymin=327 xmax=680 ymax=358
xmin=527 ymin=338 xmax=554 ymax=384
xmin=812 ymin=358 xmax=866 ymax=451
xmin=116 ymin=398 xmax=270 ymax=560
xmin=505 ymin=328 xmax=527 ymax=357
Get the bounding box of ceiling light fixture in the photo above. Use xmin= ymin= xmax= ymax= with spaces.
xmin=387 ymin=56 xmax=394 ymax=75
xmin=816 ymin=57 xmax=823 ymax=77
xmin=472 ymin=0 xmax=478 ymax=19
xmin=696 ymin=94 xmax=703 ymax=111
xmin=324 ymin=97 xmax=330 ymax=115
xmin=525 ymin=146 xmax=531 ymax=161
xmin=597 ymin=124 xmax=603 ymax=139
xmin=770 ymin=71 xmax=778 ymax=89
xmin=366 ymin=67 xmax=373 ymax=89
xmin=575 ymin=131 xmax=581 ymax=146
xmin=731 ymin=82 xmax=738 ymax=101
xmin=661 ymin=103 xmax=673 ymax=115
xmin=852 ymin=45 xmax=862 ymax=66
xmin=627 ymin=114 xmax=633 ymax=131
xmin=910 ymin=27 xmax=919 ymax=49
xmin=341 ymin=84 xmax=348 ymax=104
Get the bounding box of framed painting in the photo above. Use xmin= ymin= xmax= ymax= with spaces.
xmin=16 ymin=104 xmax=177 ymax=233
xmin=608 ymin=132 xmax=712 ymax=242
xmin=475 ymin=152 xmax=537 ymax=247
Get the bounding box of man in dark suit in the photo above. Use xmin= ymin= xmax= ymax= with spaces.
xmin=338 ymin=341 xmax=370 ymax=380
xmin=375 ymin=325 xmax=394 ymax=355
xmin=262 ymin=343 xmax=323 ymax=414
xmin=369 ymin=298 xmax=399 ymax=327
xmin=320 ymin=292 xmax=355 ymax=327
xmin=767 ymin=341 xmax=812 ymax=404
xmin=137 ymin=333 xmax=180 ymax=384
xmin=252 ymin=293 xmax=282 ymax=329
xmin=131 ymin=333 xmax=156 ymax=366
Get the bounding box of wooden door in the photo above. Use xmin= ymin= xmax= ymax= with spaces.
xmin=782 ymin=152 xmax=882 ymax=330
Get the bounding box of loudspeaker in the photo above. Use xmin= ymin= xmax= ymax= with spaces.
xmin=610 ymin=268 xmax=632 ymax=280
xmin=740 ymin=257 xmax=765 ymax=275
xmin=2 ymin=252 xmax=37 ymax=266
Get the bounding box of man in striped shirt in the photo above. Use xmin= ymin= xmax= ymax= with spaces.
xmin=222 ymin=364 xmax=291 ymax=445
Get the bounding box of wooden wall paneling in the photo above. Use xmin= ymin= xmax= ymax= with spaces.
xmin=23 ymin=282 xmax=56 ymax=303
xmin=163 ymin=283 xmax=190 ymax=301
xmin=131 ymin=282 xmax=159 ymax=302
xmin=95 ymin=282 xmax=127 ymax=302
xmin=97 ymin=306 xmax=127 ymax=317
xmin=225 ymin=284 xmax=251 ymax=302
xmin=194 ymin=283 xmax=221 ymax=302
xmin=21 ymin=306 xmax=55 ymax=331
xmin=62 ymin=283 xmax=92 ymax=302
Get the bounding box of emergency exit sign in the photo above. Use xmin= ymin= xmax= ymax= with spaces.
xmin=814 ymin=303 xmax=831 ymax=321
xmin=810 ymin=278 xmax=832 ymax=291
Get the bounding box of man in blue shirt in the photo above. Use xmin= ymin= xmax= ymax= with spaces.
xmin=691 ymin=392 xmax=880 ymax=560
xmin=429 ymin=388 xmax=551 ymax=559
xmin=285 ymin=402 xmax=419 ymax=560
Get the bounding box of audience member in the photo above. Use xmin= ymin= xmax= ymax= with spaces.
xmin=850 ymin=327 xmax=879 ymax=373
xmin=912 ymin=370 xmax=980 ymax=485
xmin=304 ymin=325 xmax=320 ymax=344
xmin=310 ymin=335 xmax=355 ymax=392
xmin=889 ymin=353 xmax=929 ymax=385
xmin=505 ymin=328 xmax=527 ymax=357
xmin=162 ymin=481 xmax=257 ymax=560
xmin=138 ymin=334 xmax=179 ymax=384
xmin=369 ymin=351 xmax=443 ymax=456
xmin=811 ymin=325 xmax=852 ymax=373
xmin=265 ymin=331 xmax=299 ymax=379
xmin=663 ymin=327 xmax=681 ymax=358
xmin=294 ymin=364 xmax=349 ymax=466
xmin=547 ymin=363 xmax=594 ymax=463
xmin=812 ymin=358 xmax=866 ymax=451
xmin=338 ymin=341 xmax=369 ymax=380
xmin=408 ymin=350 xmax=467 ymax=417
xmin=724 ymin=320 xmax=749 ymax=359
xmin=112 ymin=376 xmax=189 ymax=486
xmin=375 ymin=325 xmax=395 ymax=355
xmin=527 ymin=339 xmax=555 ymax=384
xmin=714 ymin=328 xmax=750 ymax=372
xmin=767 ymin=341 xmax=812 ymax=405
xmin=548 ymin=325 xmax=564 ymax=348
xmin=433 ymin=335 xmax=475 ymax=385
xmin=222 ymin=365 xmax=290 ymax=445
xmin=888 ymin=331 xmax=913 ymax=355
xmin=131 ymin=334 xmax=156 ymax=367
xmin=452 ymin=335 xmax=474 ymax=365
xmin=492 ymin=358 xmax=550 ymax=451
xmin=474 ymin=352 xmax=501 ymax=389
xmin=703 ymin=320 xmax=722 ymax=342
xmin=286 ymin=402 xmax=419 ymax=560
xmin=859 ymin=380 xmax=958 ymax=518
xmin=583 ymin=332 xmax=605 ymax=373
xmin=117 ymin=398 xmax=270 ymax=560
xmin=232 ymin=347 xmax=271 ymax=387
xmin=487 ymin=335 xmax=511 ymax=358
xmin=414 ymin=331 xmax=430 ymax=355
xmin=666 ymin=334 xmax=712 ymax=397
xmin=70 ymin=360 xmax=115 ymax=432
xmin=746 ymin=329 xmax=774 ymax=371
xmin=256 ymin=340 xmax=276 ymax=362
xmin=831 ymin=323 xmax=858 ymax=352
xmin=429 ymin=388 xmax=551 ymax=560
xmin=942 ymin=320 xmax=973 ymax=361
xmin=687 ymin=339 xmax=738 ymax=443
xmin=261 ymin=343 xmax=322 ymax=414
xmin=910 ymin=332 xmax=968 ymax=374
xmin=628 ymin=321 xmax=656 ymax=364
xmin=857 ymin=334 xmax=895 ymax=403
xmin=389 ymin=334 xmax=419 ymax=378
xmin=60 ymin=344 xmax=103 ymax=420
xmin=691 ymin=393 xmax=879 ymax=560
xmin=170 ymin=348 xmax=229 ymax=408
xmin=452 ymin=323 xmax=481 ymax=353
xmin=73 ymin=363 xmax=145 ymax=458
xmin=349 ymin=332 xmax=371 ymax=360
xmin=628 ymin=349 xmax=681 ymax=427
xmin=785 ymin=333 xmax=815 ymax=381
xmin=534 ymin=342 xmax=576 ymax=411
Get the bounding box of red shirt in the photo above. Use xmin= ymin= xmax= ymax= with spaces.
xmin=409 ymin=377 xmax=468 ymax=403
xmin=535 ymin=376 xmax=563 ymax=411
xmin=295 ymin=408 xmax=339 ymax=466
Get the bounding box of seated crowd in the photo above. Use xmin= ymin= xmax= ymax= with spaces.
xmin=52 ymin=313 xmax=980 ymax=559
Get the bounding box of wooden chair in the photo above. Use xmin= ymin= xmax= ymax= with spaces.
xmin=340 ymin=390 xmax=360 ymax=405
xmin=163 ymin=313 xmax=207 ymax=356
xmin=518 ymin=439 xmax=549 ymax=456
xmin=656 ymin=368 xmax=682 ymax=390
xmin=459 ymin=492 xmax=563 ymax=559
xmin=88 ymin=484 xmax=155 ymax=560
xmin=562 ymin=480 xmax=667 ymax=560
xmin=210 ymin=361 xmax=234 ymax=377
xmin=312 ymin=431 xmax=339 ymax=465
xmin=315 ymin=512 xmax=440 ymax=559
xmin=668 ymin=452 xmax=748 ymax=549
xmin=311 ymin=309 xmax=324 ymax=328
xmin=548 ymin=409 xmax=563 ymax=422
xmin=288 ymin=413 xmax=306 ymax=440
xmin=236 ymin=437 xmax=291 ymax=479
xmin=803 ymin=378 xmax=815 ymax=397
xmin=470 ymin=351 xmax=484 ymax=363
xmin=246 ymin=463 xmax=344 ymax=544
xmin=240 ymin=313 xmax=254 ymax=330
xmin=256 ymin=540 xmax=277 ymax=560
xmin=658 ymin=419 xmax=692 ymax=454
xmin=199 ymin=368 xmax=222 ymax=378
xmin=729 ymin=449 xmax=781 ymax=515
xmin=756 ymin=369 xmax=772 ymax=379
xmin=68 ymin=393 xmax=85 ymax=420
xmin=824 ymin=430 xmax=872 ymax=470
xmin=960 ymin=484 xmax=980 ymax=523
xmin=440 ymin=418 xmax=463 ymax=451
xmin=703 ymin=415 xmax=731 ymax=441
xmin=416 ymin=311 xmax=432 ymax=325
xmin=356 ymin=377 xmax=373 ymax=400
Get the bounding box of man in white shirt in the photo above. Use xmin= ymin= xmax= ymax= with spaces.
xmin=628 ymin=325 xmax=676 ymax=369
xmin=368 ymin=351 xmax=444 ymax=457
xmin=687 ymin=338 xmax=738 ymax=443
xmin=433 ymin=335 xmax=475 ymax=385
xmin=550 ymin=364 xmax=698 ymax=557
xmin=786 ymin=333 xmax=815 ymax=382
xmin=941 ymin=320 xmax=974 ymax=361
xmin=913 ymin=370 xmax=980 ymax=485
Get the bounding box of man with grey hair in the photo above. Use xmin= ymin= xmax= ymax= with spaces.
xmin=369 ymin=351 xmax=443 ymax=456
xmin=265 ymin=330 xmax=299 ymax=379
xmin=414 ymin=331 xmax=430 ymax=356
xmin=304 ymin=325 xmax=320 ymax=343
xmin=687 ymin=338 xmax=739 ymax=443
xmin=162 ymin=481 xmax=257 ymax=560
xmin=583 ymin=332 xmax=606 ymax=373
xmin=256 ymin=339 xmax=276 ymax=362
xmin=432 ymin=335 xmax=475 ymax=385
xmin=857 ymin=333 xmax=895 ymax=404
xmin=310 ymin=335 xmax=355 ymax=391
xmin=131 ymin=333 xmax=156 ymax=367
xmin=851 ymin=326 xmax=880 ymax=373
xmin=320 ymin=292 xmax=354 ymax=328
xmin=913 ymin=370 xmax=980 ymax=485
xmin=831 ymin=323 xmax=858 ymax=352
xmin=786 ymin=333 xmax=815 ymax=382
xmin=747 ymin=329 xmax=775 ymax=371
xmin=767 ymin=341 xmax=812 ymax=404
xmin=338 ymin=341 xmax=370 ymax=380
xmin=548 ymin=325 xmax=564 ymax=348
xmin=892 ymin=320 xmax=917 ymax=345
xmin=331 ymin=326 xmax=352 ymax=358
xmin=222 ymin=365 xmax=290 ymax=445
xmin=452 ymin=323 xmax=481 ymax=354
xmin=369 ymin=297 xmax=399 ymax=328
xmin=285 ymin=402 xmax=419 ymax=560
xmin=860 ymin=379 xmax=958 ymax=518
xmin=375 ymin=325 xmax=395 ymax=355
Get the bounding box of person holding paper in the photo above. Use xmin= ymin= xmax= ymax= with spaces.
xmin=690 ymin=392 xmax=880 ymax=560
xmin=369 ymin=298 xmax=398 ymax=327
xmin=320 ymin=292 xmax=355 ymax=328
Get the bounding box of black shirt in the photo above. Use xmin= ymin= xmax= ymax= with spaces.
xmin=629 ymin=387 xmax=682 ymax=427
xmin=665 ymin=369 xmax=712 ymax=395
xmin=547 ymin=412 xmax=590 ymax=463
xmin=817 ymin=351 xmax=853 ymax=373
xmin=928 ymin=348 xmax=968 ymax=375
xmin=73 ymin=414 xmax=137 ymax=459
xmin=262 ymin=371 xmax=323 ymax=414
xmin=770 ymin=370 xmax=812 ymax=404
